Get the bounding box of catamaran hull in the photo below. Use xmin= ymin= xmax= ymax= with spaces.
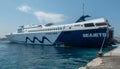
xmin=6 ymin=28 xmax=113 ymax=47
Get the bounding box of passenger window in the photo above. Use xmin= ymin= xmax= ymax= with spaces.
xmin=69 ymin=27 xmax=71 ymax=29
xmin=81 ymin=25 xmax=83 ymax=27
xmin=84 ymin=23 xmax=94 ymax=27
xmin=95 ymin=23 xmax=107 ymax=26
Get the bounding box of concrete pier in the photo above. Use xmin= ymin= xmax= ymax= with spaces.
xmin=79 ymin=44 xmax=120 ymax=69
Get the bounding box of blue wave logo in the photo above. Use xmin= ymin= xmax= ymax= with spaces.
xmin=25 ymin=36 xmax=52 ymax=44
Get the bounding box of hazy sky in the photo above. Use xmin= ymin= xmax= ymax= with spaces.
xmin=0 ymin=0 xmax=120 ymax=37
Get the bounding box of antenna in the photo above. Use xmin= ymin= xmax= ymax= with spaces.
xmin=75 ymin=0 xmax=91 ymax=23
xmin=82 ymin=1 xmax=85 ymax=16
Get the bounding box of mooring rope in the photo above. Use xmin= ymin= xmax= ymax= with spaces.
xmin=98 ymin=23 xmax=109 ymax=57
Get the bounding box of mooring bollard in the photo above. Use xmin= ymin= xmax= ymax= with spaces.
xmin=97 ymin=51 xmax=103 ymax=57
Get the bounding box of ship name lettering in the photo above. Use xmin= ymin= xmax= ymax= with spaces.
xmin=83 ymin=33 xmax=107 ymax=37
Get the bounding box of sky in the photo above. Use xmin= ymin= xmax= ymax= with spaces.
xmin=0 ymin=0 xmax=120 ymax=37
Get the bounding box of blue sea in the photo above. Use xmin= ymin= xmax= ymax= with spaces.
xmin=0 ymin=41 xmax=116 ymax=69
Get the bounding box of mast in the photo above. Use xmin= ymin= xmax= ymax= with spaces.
xmin=82 ymin=1 xmax=85 ymax=16
xmin=75 ymin=0 xmax=91 ymax=23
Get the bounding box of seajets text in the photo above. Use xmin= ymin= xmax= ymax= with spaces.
xmin=83 ymin=33 xmax=107 ymax=37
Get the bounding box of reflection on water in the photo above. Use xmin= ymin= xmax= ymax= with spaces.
xmin=0 ymin=41 xmax=115 ymax=69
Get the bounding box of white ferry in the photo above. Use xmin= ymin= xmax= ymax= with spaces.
xmin=6 ymin=16 xmax=114 ymax=47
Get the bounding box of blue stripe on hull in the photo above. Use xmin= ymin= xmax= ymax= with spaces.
xmin=55 ymin=28 xmax=111 ymax=47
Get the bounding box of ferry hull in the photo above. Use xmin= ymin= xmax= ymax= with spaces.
xmin=55 ymin=28 xmax=113 ymax=47
xmin=6 ymin=27 xmax=113 ymax=47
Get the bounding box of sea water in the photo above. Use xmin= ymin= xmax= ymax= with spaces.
xmin=0 ymin=41 xmax=115 ymax=69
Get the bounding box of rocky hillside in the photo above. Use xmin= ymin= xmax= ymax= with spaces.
xmin=0 ymin=37 xmax=7 ymax=41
